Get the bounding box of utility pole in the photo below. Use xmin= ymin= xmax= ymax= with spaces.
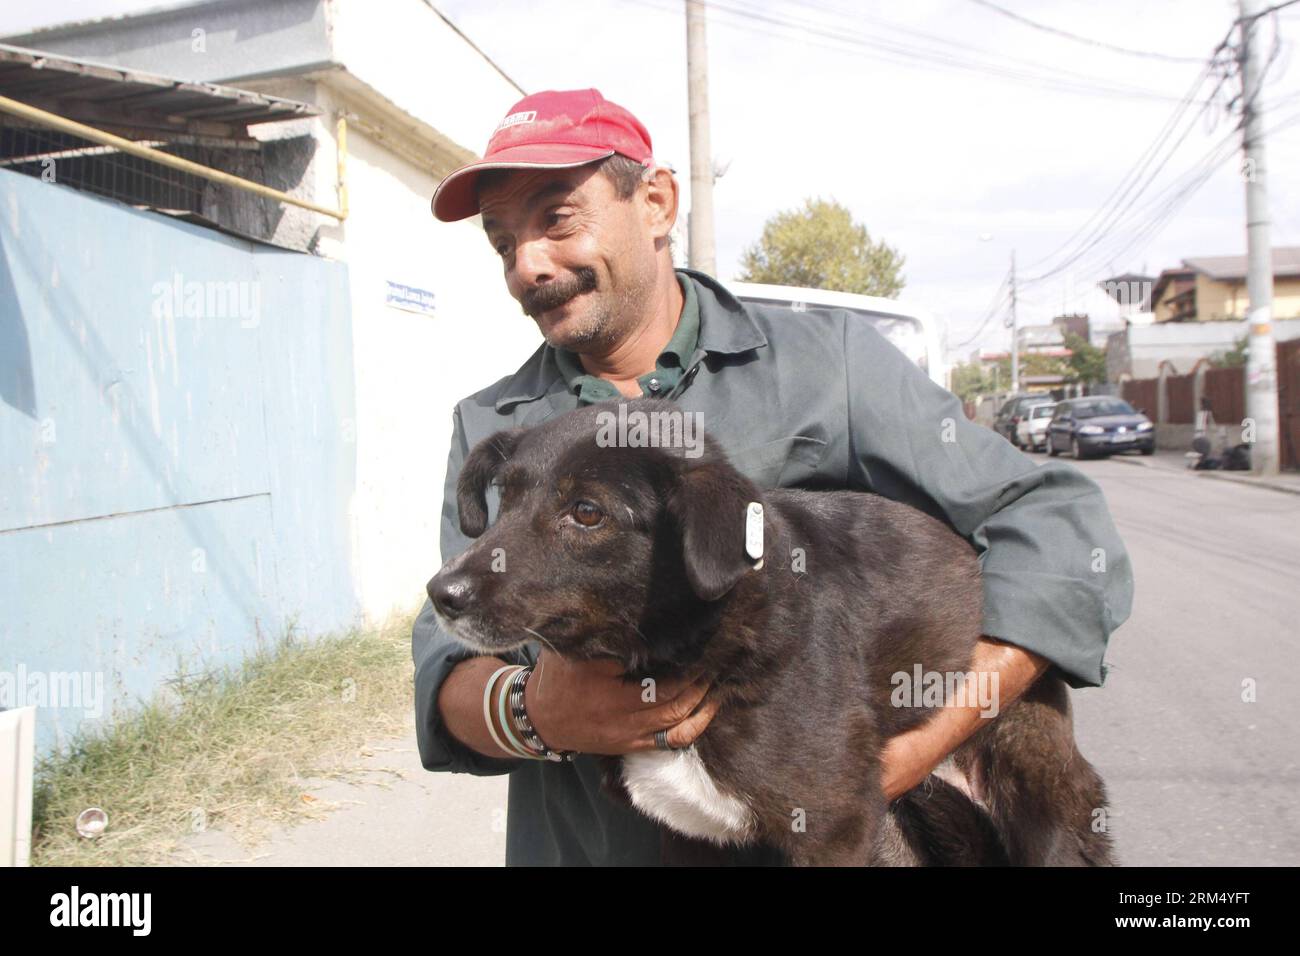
xmin=686 ymin=0 xmax=716 ymax=275
xmin=1239 ymin=0 xmax=1281 ymax=475
xmin=1009 ymin=250 xmax=1020 ymax=394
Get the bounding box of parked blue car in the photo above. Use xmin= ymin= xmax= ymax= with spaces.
xmin=1047 ymin=397 xmax=1154 ymax=459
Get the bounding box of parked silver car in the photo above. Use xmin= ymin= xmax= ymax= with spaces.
xmin=1015 ymin=401 xmax=1056 ymax=452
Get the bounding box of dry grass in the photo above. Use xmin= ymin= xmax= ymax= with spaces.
xmin=30 ymin=615 xmax=416 ymax=867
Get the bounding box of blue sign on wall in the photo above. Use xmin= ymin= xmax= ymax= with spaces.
xmin=385 ymin=281 xmax=436 ymax=316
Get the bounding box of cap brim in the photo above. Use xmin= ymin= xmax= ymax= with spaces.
xmin=431 ymin=144 xmax=617 ymax=222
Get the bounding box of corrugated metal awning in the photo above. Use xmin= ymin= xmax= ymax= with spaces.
xmin=0 ymin=42 xmax=319 ymax=144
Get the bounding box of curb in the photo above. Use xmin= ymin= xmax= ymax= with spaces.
xmin=1198 ymin=470 xmax=1300 ymax=497
xmin=1104 ymin=451 xmax=1300 ymax=496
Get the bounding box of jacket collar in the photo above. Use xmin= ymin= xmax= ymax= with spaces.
xmin=494 ymin=268 xmax=768 ymax=412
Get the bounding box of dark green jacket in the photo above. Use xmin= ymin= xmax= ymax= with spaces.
xmin=411 ymin=268 xmax=1132 ymax=866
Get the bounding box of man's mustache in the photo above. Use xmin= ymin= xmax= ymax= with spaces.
xmin=522 ymin=267 xmax=598 ymax=318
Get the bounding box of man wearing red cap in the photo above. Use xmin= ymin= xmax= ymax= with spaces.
xmin=414 ymin=89 xmax=1131 ymax=865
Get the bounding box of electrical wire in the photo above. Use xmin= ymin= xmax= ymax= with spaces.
xmin=952 ymin=267 xmax=1012 ymax=349
xmin=1019 ymin=10 xmax=1290 ymax=287
xmin=622 ymin=0 xmax=1204 ymax=103
xmin=964 ymin=0 xmax=1208 ymax=64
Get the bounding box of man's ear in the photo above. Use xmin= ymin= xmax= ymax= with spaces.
xmin=457 ymin=428 xmax=524 ymax=537
xmin=642 ymin=166 xmax=679 ymax=243
xmin=668 ymin=458 xmax=762 ymax=601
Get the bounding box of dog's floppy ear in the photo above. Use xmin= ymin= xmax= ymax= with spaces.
xmin=668 ymin=457 xmax=763 ymax=601
xmin=457 ymin=428 xmax=524 ymax=537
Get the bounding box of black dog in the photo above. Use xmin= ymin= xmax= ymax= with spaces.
xmin=428 ymin=399 xmax=1114 ymax=866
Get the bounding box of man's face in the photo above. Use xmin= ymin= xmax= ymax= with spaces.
xmin=477 ymin=163 xmax=657 ymax=353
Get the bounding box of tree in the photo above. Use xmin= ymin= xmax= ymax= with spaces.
xmin=1209 ymin=334 xmax=1248 ymax=368
xmin=950 ymin=362 xmax=994 ymax=403
xmin=991 ymin=351 xmax=1068 ymax=387
xmin=738 ymin=197 xmax=905 ymax=298
xmin=1061 ymin=333 xmax=1108 ymax=385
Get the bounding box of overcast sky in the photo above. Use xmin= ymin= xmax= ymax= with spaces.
xmin=5 ymin=0 xmax=1299 ymax=359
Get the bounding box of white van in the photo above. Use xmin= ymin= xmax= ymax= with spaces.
xmin=727 ymin=282 xmax=947 ymax=390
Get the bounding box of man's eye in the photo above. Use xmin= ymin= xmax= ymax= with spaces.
xmin=570 ymin=500 xmax=604 ymax=528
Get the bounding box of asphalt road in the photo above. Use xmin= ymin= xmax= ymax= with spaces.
xmin=182 ymin=453 xmax=1299 ymax=867
xmin=1066 ymin=454 xmax=1300 ymax=866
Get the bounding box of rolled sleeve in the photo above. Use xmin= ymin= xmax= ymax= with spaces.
xmin=412 ymin=405 xmax=526 ymax=775
xmin=843 ymin=319 xmax=1133 ymax=688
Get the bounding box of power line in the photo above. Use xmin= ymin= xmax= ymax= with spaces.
xmin=1245 ymin=0 xmax=1300 ymax=20
xmin=1019 ymin=103 xmax=1300 ymax=300
xmin=783 ymin=0 xmax=1201 ymax=76
xmin=1018 ymin=9 xmax=1289 ymax=287
xmin=424 ymin=1 xmax=527 ymax=95
xmin=1018 ymin=132 xmax=1238 ymax=294
xmin=1020 ymin=60 xmax=1222 ymax=279
xmin=964 ymin=0 xmax=1208 ymax=64
xmin=622 ymin=0 xmax=1204 ymax=103
xmin=952 ymin=268 xmax=1012 ymax=349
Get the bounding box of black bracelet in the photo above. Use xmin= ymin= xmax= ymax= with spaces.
xmin=508 ymin=666 xmax=576 ymax=763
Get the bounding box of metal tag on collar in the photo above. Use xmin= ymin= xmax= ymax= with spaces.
xmin=745 ymin=502 xmax=764 ymax=570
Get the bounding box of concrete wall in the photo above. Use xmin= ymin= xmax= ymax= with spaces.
xmin=4 ymin=0 xmax=543 ymax=624
xmin=1110 ymin=317 xmax=1300 ymax=380
xmin=0 ymin=169 xmax=360 ymax=755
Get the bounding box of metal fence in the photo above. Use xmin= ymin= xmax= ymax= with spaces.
xmin=1121 ymin=378 xmax=1159 ymax=416
xmin=1 ymin=120 xmax=233 ymax=214
xmin=1166 ymin=373 xmax=1196 ymax=424
xmin=1203 ymin=366 xmax=1246 ymax=425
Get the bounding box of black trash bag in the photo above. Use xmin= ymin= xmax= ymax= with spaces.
xmin=1222 ymin=444 xmax=1252 ymax=471
xmin=1191 ymin=435 xmax=1221 ymax=469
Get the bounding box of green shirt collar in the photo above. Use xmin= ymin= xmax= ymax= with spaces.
xmin=554 ymin=271 xmax=701 ymax=405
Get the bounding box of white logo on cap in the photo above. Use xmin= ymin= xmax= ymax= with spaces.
xmin=496 ymin=110 xmax=537 ymax=132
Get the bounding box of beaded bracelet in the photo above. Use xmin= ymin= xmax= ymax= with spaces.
xmin=508 ymin=665 xmax=576 ymax=763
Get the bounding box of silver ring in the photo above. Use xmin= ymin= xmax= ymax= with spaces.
xmin=655 ymin=729 xmax=672 ymax=751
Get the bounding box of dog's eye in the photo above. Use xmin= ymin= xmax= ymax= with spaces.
xmin=570 ymin=500 xmax=604 ymax=528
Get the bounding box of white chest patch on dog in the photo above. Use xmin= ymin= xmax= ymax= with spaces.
xmin=621 ymin=748 xmax=757 ymax=845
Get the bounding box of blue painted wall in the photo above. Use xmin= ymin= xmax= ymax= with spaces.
xmin=0 ymin=170 xmax=360 ymax=755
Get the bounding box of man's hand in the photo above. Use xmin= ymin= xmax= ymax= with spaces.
xmin=438 ymin=649 xmax=721 ymax=761
xmin=879 ymin=638 xmax=1049 ymax=802
xmin=525 ymin=650 xmax=721 ymax=755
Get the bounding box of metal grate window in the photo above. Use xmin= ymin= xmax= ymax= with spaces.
xmin=0 ymin=119 xmax=260 ymax=215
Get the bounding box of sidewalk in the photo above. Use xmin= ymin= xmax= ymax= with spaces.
xmin=1105 ymin=448 xmax=1300 ymax=495
xmin=173 ymin=716 xmax=508 ymax=866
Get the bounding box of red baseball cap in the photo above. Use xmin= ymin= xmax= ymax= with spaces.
xmin=431 ymin=88 xmax=656 ymax=222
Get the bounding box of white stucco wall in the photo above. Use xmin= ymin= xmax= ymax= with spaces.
xmin=1120 ymin=318 xmax=1300 ymax=378
xmin=331 ymin=121 xmax=541 ymax=622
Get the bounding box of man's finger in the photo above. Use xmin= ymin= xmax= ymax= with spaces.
xmin=643 ymin=671 xmax=705 ymax=703
xmin=662 ymin=693 xmax=722 ymax=749
xmin=628 ymin=677 xmax=709 ymax=735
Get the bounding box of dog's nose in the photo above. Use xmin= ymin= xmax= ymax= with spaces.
xmin=428 ymin=573 xmax=475 ymax=619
